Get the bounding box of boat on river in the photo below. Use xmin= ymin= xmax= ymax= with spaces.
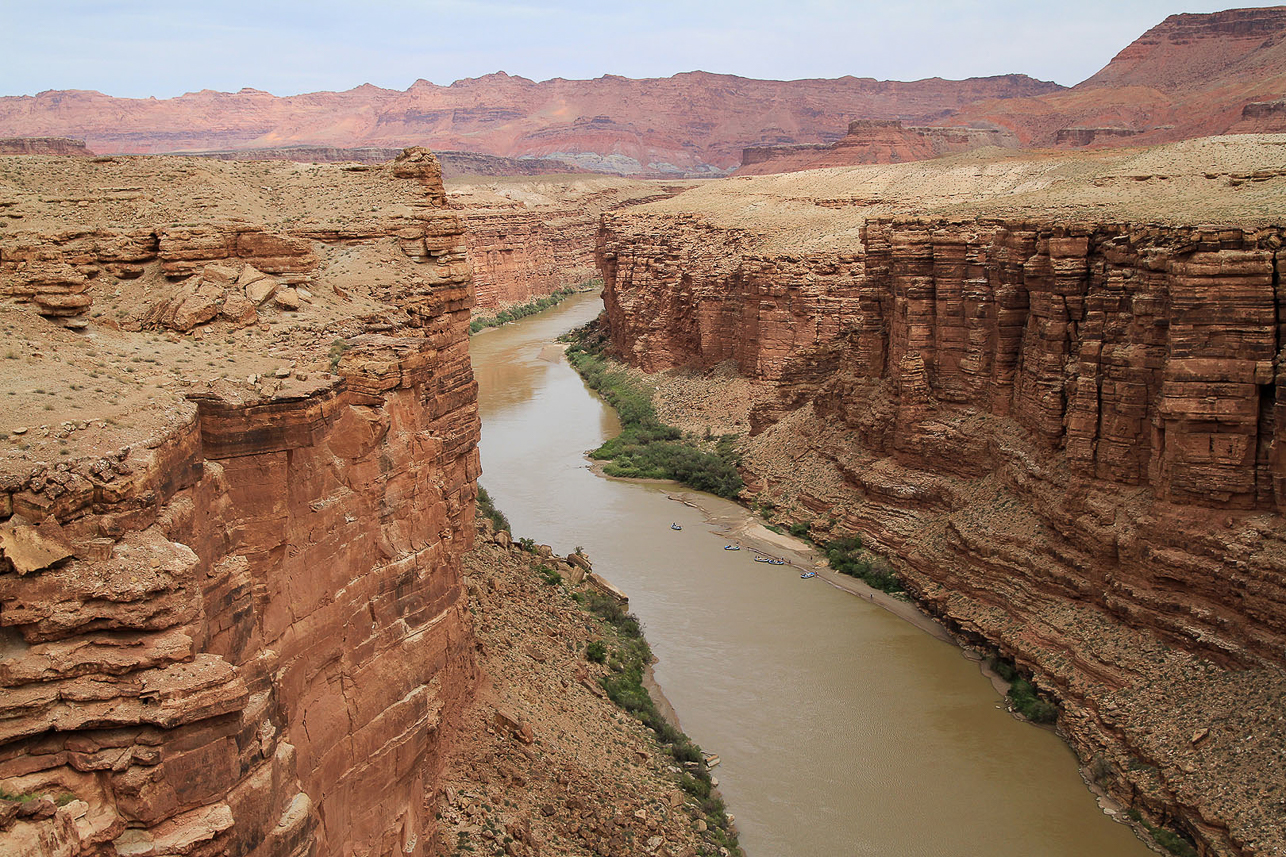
xmin=753 ymin=556 xmax=772 ymax=563
xmin=724 ymin=545 xmax=740 ymax=551
xmin=801 ymin=571 xmax=817 ymax=579
xmin=671 ymin=523 xmax=682 ymax=530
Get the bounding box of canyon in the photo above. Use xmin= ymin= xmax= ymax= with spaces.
xmin=596 ymin=136 xmax=1286 ymax=857
xmin=0 ymin=150 xmax=484 ymax=855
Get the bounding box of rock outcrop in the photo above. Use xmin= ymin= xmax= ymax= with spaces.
xmin=0 ymin=150 xmax=480 ymax=856
xmin=596 ymin=140 xmax=1286 ymax=856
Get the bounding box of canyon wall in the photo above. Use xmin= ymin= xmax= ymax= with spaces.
xmin=598 ymin=210 xmax=1286 ymax=856
xmin=447 ymin=177 xmax=686 ymax=311
xmin=0 ymin=151 xmax=480 ymax=856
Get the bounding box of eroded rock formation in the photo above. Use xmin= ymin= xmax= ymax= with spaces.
xmin=0 ymin=150 xmax=480 ymax=856
xmin=597 ymin=142 xmax=1286 ymax=856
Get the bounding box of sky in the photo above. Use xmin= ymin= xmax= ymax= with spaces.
xmin=1 ymin=1 xmax=1280 ymax=98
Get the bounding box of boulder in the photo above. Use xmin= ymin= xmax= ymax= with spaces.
xmin=274 ymin=288 xmax=301 ymax=310
xmin=0 ymin=514 xmax=75 ymax=575
xmin=219 ymin=290 xmax=258 ymax=326
xmin=245 ymin=277 xmax=278 ymax=305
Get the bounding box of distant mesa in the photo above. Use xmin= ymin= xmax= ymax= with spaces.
xmin=738 ymin=119 xmax=1018 ymax=174
xmin=0 ymin=136 xmax=93 ymax=156
xmin=1052 ymin=127 xmax=1143 ymax=146
xmin=0 ymin=72 xmax=1059 ymax=177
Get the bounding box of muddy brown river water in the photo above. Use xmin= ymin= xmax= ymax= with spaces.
xmin=470 ymin=292 xmax=1152 ymax=857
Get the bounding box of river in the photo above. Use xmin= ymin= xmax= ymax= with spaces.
xmin=469 ymin=292 xmax=1151 ymax=857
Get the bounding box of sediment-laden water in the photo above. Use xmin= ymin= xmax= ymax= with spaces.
xmin=470 ymin=292 xmax=1151 ymax=857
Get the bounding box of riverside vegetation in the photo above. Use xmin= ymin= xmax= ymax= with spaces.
xmin=564 ymin=323 xmax=744 ymax=498
xmin=470 ymin=281 xmax=599 ymax=334
xmin=579 ymin=590 xmax=744 ymax=857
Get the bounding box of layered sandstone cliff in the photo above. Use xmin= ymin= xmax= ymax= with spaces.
xmin=597 ymin=138 xmax=1286 ymax=857
xmin=0 ymin=150 xmax=480 ymax=855
xmin=447 ymin=176 xmax=690 ymax=312
xmin=0 ymin=138 xmax=93 ymax=156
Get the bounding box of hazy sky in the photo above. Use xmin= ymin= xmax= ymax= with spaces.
xmin=1 ymin=1 xmax=1277 ymax=98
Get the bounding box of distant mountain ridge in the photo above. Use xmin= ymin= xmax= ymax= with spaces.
xmin=4 ymin=6 xmax=1286 ymax=175
xmin=0 ymin=71 xmax=1062 ymax=176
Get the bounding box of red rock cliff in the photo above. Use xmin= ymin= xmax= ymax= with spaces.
xmin=0 ymin=151 xmax=480 ymax=856
xmin=447 ymin=176 xmax=686 ymax=312
xmin=599 ymin=192 xmax=1286 ymax=854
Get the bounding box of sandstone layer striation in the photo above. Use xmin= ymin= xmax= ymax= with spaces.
xmin=447 ymin=175 xmax=691 ymax=312
xmin=597 ymin=137 xmax=1286 ymax=857
xmin=0 ymin=150 xmax=480 ymax=856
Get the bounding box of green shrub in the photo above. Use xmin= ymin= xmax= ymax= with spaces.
xmin=987 ymin=654 xmax=1019 ymax=683
xmin=1007 ymin=678 xmax=1059 ymax=724
xmin=1150 ymin=829 xmax=1197 ymax=857
xmin=789 ymin=522 xmax=810 ymax=539
xmin=469 ymin=284 xmax=586 ymax=334
xmin=475 ymin=485 xmax=511 ymax=534
xmin=564 ymin=342 xmax=743 ymax=499
xmin=327 ymin=338 xmax=350 ymax=370
xmin=535 ymin=565 xmax=562 ymax=586
xmin=823 ymin=537 xmax=903 ymax=593
xmin=585 ymin=640 xmax=607 ymax=663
